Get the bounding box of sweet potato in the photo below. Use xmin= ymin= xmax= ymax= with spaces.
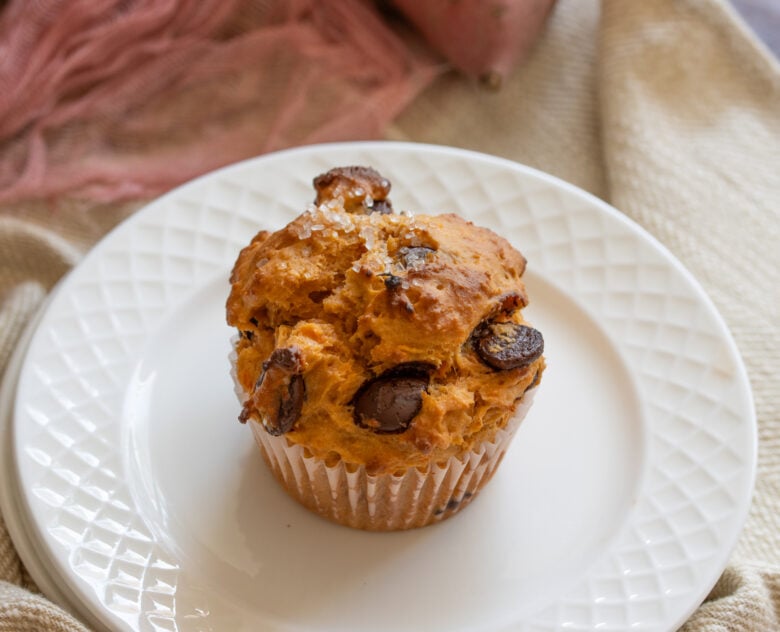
xmin=391 ymin=0 xmax=556 ymax=87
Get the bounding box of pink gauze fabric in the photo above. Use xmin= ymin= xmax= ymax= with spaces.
xmin=0 ymin=0 xmax=440 ymax=204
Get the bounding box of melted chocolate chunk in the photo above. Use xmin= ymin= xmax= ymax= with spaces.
xmin=434 ymin=492 xmax=473 ymax=515
xmin=275 ymin=373 xmax=305 ymax=435
xmin=474 ymin=323 xmax=544 ymax=371
xmin=353 ymin=376 xmax=427 ymax=433
xmin=381 ymin=274 xmax=414 ymax=312
xmin=308 ymin=289 xmax=331 ymax=304
xmin=383 ymin=274 xmax=403 ymax=290
xmin=352 ymin=364 xmax=433 ymax=434
xmin=398 ymin=246 xmax=435 ymax=269
xmin=369 ymin=199 xmax=393 ymax=215
xmin=384 ymin=362 xmax=436 ymax=377
xmin=313 ymin=166 xmax=392 ymax=213
xmin=241 ymin=347 xmax=305 ymax=435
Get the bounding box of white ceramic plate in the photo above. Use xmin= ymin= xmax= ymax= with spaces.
xmin=0 ymin=293 xmax=107 ymax=630
xmin=8 ymin=142 xmax=755 ymax=631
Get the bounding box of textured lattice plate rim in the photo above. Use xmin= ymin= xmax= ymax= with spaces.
xmin=0 ymin=292 xmax=109 ymax=631
xmin=7 ymin=142 xmax=756 ymax=631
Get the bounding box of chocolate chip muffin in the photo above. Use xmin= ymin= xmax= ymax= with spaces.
xmin=227 ymin=166 xmax=544 ymax=530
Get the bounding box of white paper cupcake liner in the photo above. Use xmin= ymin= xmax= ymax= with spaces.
xmin=249 ymin=389 xmax=536 ymax=531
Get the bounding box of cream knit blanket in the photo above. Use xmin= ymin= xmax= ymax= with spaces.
xmin=1 ymin=0 xmax=778 ymax=629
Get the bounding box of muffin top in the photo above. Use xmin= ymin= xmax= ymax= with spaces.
xmin=227 ymin=167 xmax=544 ymax=474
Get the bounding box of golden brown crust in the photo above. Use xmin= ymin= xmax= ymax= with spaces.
xmin=227 ymin=172 xmax=543 ymax=474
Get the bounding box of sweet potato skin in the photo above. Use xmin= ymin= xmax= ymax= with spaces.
xmin=391 ymin=0 xmax=556 ymax=87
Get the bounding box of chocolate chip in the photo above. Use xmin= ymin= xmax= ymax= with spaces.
xmin=313 ymin=166 xmax=392 ymax=213
xmin=262 ymin=347 xmax=300 ymax=373
xmin=398 ymin=246 xmax=435 ymax=269
xmin=369 ymin=199 xmax=393 ymax=215
xmin=353 ymin=376 xmax=426 ymax=433
xmin=474 ymin=323 xmax=544 ymax=371
xmin=434 ymin=494 xmax=471 ymax=515
xmin=240 ymin=347 xmax=305 ymax=434
xmin=433 ymin=498 xmax=460 ymax=516
xmin=308 ymin=289 xmax=331 ymax=304
xmin=383 ymin=274 xmax=403 ymax=290
xmin=381 ymin=274 xmax=414 ymax=312
xmin=275 ymin=374 xmax=304 ymax=435
xmin=384 ymin=362 xmax=436 ymax=377
xmin=240 ymin=329 xmax=254 ymax=341
xmin=352 ymin=364 xmax=433 ymax=434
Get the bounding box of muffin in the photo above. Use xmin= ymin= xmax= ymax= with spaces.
xmin=226 ymin=166 xmax=544 ymax=530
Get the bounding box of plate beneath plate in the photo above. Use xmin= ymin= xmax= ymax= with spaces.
xmin=8 ymin=142 xmax=755 ymax=631
xmin=0 ymin=295 xmax=106 ymax=629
